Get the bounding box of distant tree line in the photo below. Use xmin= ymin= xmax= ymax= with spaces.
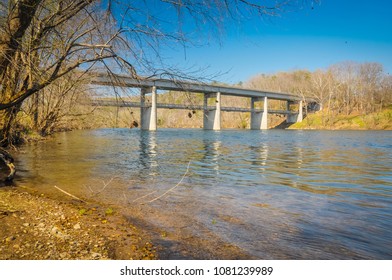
xmin=246 ymin=61 xmax=392 ymax=123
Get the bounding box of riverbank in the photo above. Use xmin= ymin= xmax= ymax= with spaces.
xmin=289 ymin=106 xmax=392 ymax=130
xmin=0 ymin=184 xmax=253 ymax=260
xmin=0 ymin=187 xmax=157 ymax=260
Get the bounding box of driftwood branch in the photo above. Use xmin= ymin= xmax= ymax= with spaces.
xmin=132 ymin=190 xmax=158 ymax=203
xmin=53 ymin=185 xmax=85 ymax=202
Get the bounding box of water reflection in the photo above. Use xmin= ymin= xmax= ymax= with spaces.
xmin=248 ymin=142 xmax=269 ymax=171
xmin=202 ymin=137 xmax=222 ymax=173
xmin=139 ymin=131 xmax=158 ymax=177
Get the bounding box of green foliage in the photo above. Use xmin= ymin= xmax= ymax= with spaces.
xmin=157 ymin=118 xmax=165 ymax=126
xmin=105 ymin=207 xmax=115 ymax=216
xmin=78 ymin=208 xmax=87 ymax=216
xmin=239 ymin=118 xmax=248 ymax=129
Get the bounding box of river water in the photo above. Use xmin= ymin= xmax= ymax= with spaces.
xmin=16 ymin=129 xmax=392 ymax=259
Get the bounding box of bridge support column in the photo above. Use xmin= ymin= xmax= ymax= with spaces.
xmin=140 ymin=86 xmax=157 ymax=130
xmin=251 ymin=96 xmax=268 ymax=130
xmin=203 ymin=92 xmax=221 ymax=130
xmin=287 ymin=100 xmax=303 ymax=123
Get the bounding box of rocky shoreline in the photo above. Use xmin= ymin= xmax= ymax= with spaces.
xmin=0 ymin=187 xmax=157 ymax=260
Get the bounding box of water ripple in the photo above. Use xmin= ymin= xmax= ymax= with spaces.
xmin=17 ymin=129 xmax=392 ymax=259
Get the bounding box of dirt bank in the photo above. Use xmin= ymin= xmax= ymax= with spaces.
xmin=0 ymin=187 xmax=157 ymax=260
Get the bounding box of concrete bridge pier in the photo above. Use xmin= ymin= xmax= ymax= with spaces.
xmin=203 ymin=92 xmax=221 ymax=130
xmin=251 ymin=96 xmax=268 ymax=130
xmin=287 ymin=100 xmax=303 ymax=123
xmin=140 ymin=86 xmax=157 ymax=130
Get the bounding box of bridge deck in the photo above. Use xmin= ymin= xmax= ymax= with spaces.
xmin=90 ymin=73 xmax=310 ymax=102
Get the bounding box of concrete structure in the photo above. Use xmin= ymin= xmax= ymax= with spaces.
xmin=90 ymin=73 xmax=317 ymax=130
xmin=140 ymin=86 xmax=157 ymax=130
xmin=286 ymin=100 xmax=304 ymax=124
xmin=250 ymin=97 xmax=268 ymax=130
xmin=203 ymin=92 xmax=221 ymax=130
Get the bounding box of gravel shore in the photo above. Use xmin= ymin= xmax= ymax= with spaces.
xmin=0 ymin=187 xmax=157 ymax=260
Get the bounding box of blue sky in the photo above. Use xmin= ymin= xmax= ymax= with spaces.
xmin=159 ymin=0 xmax=392 ymax=84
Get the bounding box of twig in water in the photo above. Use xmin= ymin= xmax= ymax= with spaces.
xmin=132 ymin=190 xmax=158 ymax=203
xmin=147 ymin=161 xmax=191 ymax=203
xmin=93 ymin=177 xmax=115 ymax=196
xmin=85 ymin=176 xmax=117 ymax=198
xmin=122 ymin=192 xmax=128 ymax=204
xmin=53 ymin=185 xmax=85 ymax=202
xmin=84 ymin=184 xmax=94 ymax=194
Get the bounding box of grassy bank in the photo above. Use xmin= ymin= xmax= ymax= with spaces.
xmin=290 ymin=106 xmax=392 ymax=130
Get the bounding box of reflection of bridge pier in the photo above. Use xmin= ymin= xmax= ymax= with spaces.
xmin=202 ymin=136 xmax=222 ymax=175
xmin=139 ymin=131 xmax=158 ymax=176
xmin=91 ymin=74 xmax=316 ymax=131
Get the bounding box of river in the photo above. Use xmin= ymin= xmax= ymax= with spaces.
xmin=15 ymin=129 xmax=392 ymax=259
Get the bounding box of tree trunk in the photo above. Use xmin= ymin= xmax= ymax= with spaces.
xmin=0 ymin=147 xmax=16 ymax=181
xmin=1 ymin=104 xmax=22 ymax=147
xmin=0 ymin=0 xmax=42 ymax=77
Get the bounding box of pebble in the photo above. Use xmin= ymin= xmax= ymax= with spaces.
xmin=91 ymin=253 xmax=102 ymax=259
xmin=51 ymin=226 xmax=59 ymax=234
xmin=5 ymin=236 xmax=16 ymax=242
xmin=73 ymin=223 xmax=81 ymax=230
xmin=51 ymin=226 xmax=67 ymax=239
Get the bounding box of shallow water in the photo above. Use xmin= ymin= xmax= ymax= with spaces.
xmin=16 ymin=129 xmax=392 ymax=259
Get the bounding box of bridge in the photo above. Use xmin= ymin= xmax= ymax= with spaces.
xmin=90 ymin=73 xmax=318 ymax=130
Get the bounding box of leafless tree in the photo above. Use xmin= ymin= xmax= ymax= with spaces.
xmin=0 ymin=1 xmax=117 ymax=145
xmin=22 ymin=72 xmax=93 ymax=136
xmin=246 ymin=61 xmax=391 ymax=128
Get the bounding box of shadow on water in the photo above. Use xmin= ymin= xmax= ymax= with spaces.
xmin=14 ymin=129 xmax=392 ymax=259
